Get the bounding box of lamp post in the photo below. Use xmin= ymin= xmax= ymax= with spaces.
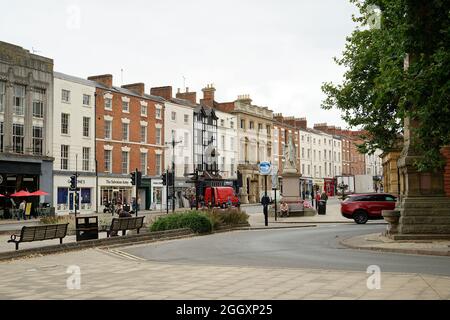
xmin=165 ymin=134 xmax=182 ymax=213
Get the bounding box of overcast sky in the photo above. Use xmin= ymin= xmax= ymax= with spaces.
xmin=1 ymin=0 xmax=358 ymax=128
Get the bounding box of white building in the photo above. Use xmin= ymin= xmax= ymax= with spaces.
xmin=216 ymin=109 xmax=238 ymax=180
xmin=52 ymin=72 xmax=96 ymax=214
xmin=365 ymin=149 xmax=383 ymax=177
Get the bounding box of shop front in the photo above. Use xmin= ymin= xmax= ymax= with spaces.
xmin=150 ymin=178 xmax=164 ymax=211
xmin=98 ymin=176 xmax=133 ymax=212
xmin=299 ymin=177 xmax=313 ymax=200
xmin=312 ymin=178 xmax=325 ymax=194
xmin=324 ymin=178 xmax=336 ymax=196
xmin=0 ymin=158 xmax=53 ymax=218
xmin=53 ymin=174 xmax=96 ymax=214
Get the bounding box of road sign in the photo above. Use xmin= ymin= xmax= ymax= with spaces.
xmin=259 ymin=161 xmax=272 ymax=175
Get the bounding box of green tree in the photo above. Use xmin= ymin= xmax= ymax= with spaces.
xmin=322 ymin=0 xmax=450 ymax=171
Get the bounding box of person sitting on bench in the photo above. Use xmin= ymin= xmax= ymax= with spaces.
xmin=280 ymin=202 xmax=290 ymax=217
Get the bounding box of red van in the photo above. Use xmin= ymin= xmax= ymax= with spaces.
xmin=204 ymin=187 xmax=240 ymax=208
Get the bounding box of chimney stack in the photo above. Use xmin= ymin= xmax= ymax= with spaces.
xmin=150 ymin=86 xmax=172 ymax=100
xmin=121 ymin=83 xmax=145 ymax=96
xmin=176 ymin=88 xmax=197 ymax=104
xmin=201 ymin=83 xmax=216 ymax=107
xmin=88 ymin=74 xmax=113 ymax=88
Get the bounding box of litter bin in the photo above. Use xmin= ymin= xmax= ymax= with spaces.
xmin=75 ymin=216 xmax=99 ymax=241
xmin=318 ymin=200 xmax=327 ymax=215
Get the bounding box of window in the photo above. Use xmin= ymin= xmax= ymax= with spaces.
xmin=184 ymin=132 xmax=189 ymax=147
xmin=230 ymin=161 xmax=235 ymax=176
xmin=122 ymin=101 xmax=129 ymax=112
xmin=61 ymin=145 xmax=69 ymax=170
xmin=122 ymin=123 xmax=129 ymax=141
xmin=313 ymin=150 xmax=316 ymax=161
xmin=313 ymin=138 xmax=316 ymax=144
xmin=155 ymin=154 xmax=162 ymax=175
xmin=171 ymin=111 xmax=176 ymax=121
xmin=104 ymin=150 xmax=112 ymax=173
xmin=82 ymin=147 xmax=90 ymax=171
xmin=230 ymin=137 xmax=235 ymax=151
xmin=249 ymin=121 xmax=254 ymax=130
xmin=13 ymin=124 xmax=24 ymax=153
xmin=121 ymin=151 xmax=129 ymax=174
xmin=302 ymin=148 xmax=305 ymax=158
xmin=0 ymin=122 xmax=3 ymax=152
xmin=105 ymin=98 xmax=112 ymax=110
xmin=0 ymin=81 xmax=5 ymax=113
xmin=324 ymin=149 xmax=327 ymax=160
xmin=240 ymin=119 xmax=245 ymax=129
xmin=61 ymin=89 xmax=70 ymax=102
xmin=83 ymin=117 xmax=90 ymax=137
xmin=32 ymin=126 xmax=43 ymax=155
xmin=61 ymin=113 xmax=69 ymax=134
xmin=83 ymin=94 xmax=90 ymax=106
xmin=230 ymin=120 xmax=234 ymax=128
xmin=184 ymin=114 xmax=189 ymax=124
xmin=221 ymin=156 xmax=225 ymax=172
xmin=104 ymin=120 xmax=112 ymax=139
xmin=140 ymin=126 xmax=147 ymax=143
xmin=141 ymin=104 xmax=147 ymax=116
xmin=266 ymin=124 xmax=271 ymax=135
xmin=156 ymin=128 xmax=162 ymax=145
xmin=258 ymin=123 xmax=263 ymax=132
xmin=156 ymin=108 xmax=162 ymax=119
xmin=184 ymin=156 xmax=189 ymax=175
xmin=308 ymin=165 xmax=311 ymax=175
xmin=14 ymin=85 xmax=25 ymax=115
xmin=302 ymin=164 xmax=305 ymax=174
xmin=140 ymin=153 xmax=147 ymax=175
xmin=221 ymin=135 xmax=225 ymax=150
xmin=329 ymin=150 xmax=332 ymax=161
xmin=33 ymin=88 xmax=45 ymax=118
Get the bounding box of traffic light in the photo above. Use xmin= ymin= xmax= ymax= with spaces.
xmin=162 ymin=172 xmax=167 ymax=186
xmin=130 ymin=172 xmax=136 ymax=186
xmin=70 ymin=174 xmax=77 ymax=190
xmin=136 ymin=171 xmax=142 ymax=187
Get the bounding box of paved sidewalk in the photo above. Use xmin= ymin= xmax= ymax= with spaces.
xmin=0 ymin=248 xmax=448 ymax=299
xmin=341 ymin=233 xmax=450 ymax=257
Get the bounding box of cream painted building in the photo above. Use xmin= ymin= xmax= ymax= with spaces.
xmin=52 ymin=72 xmax=96 ymax=214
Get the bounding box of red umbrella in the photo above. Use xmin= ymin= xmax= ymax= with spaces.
xmin=0 ymin=194 xmax=5 ymax=197
xmin=30 ymin=190 xmax=49 ymax=196
xmin=10 ymin=190 xmax=32 ymax=197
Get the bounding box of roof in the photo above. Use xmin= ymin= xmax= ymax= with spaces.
xmin=169 ymin=97 xmax=197 ymax=108
xmin=54 ymin=71 xmax=97 ymax=87
xmin=92 ymin=82 xmax=166 ymax=103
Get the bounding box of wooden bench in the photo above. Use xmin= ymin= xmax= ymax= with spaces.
xmin=106 ymin=216 xmax=144 ymax=237
xmin=8 ymin=223 xmax=69 ymax=250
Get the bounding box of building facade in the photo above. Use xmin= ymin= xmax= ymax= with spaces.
xmin=150 ymin=86 xmax=196 ymax=209
xmin=52 ymin=72 xmax=96 ymax=214
xmin=218 ymin=95 xmax=273 ymax=204
xmin=0 ymin=41 xmax=54 ymax=216
xmin=89 ymin=74 xmax=165 ymax=212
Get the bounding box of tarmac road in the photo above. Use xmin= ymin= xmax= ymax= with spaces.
xmin=123 ymin=224 xmax=450 ymax=276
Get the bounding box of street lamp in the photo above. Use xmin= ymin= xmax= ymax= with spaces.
xmin=165 ymin=133 xmax=182 ymax=212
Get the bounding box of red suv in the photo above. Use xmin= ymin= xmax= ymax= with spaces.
xmin=341 ymin=193 xmax=397 ymax=224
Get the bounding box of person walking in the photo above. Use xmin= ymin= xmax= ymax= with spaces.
xmin=18 ymin=200 xmax=26 ymax=221
xmin=315 ymin=191 xmax=321 ymax=210
xmin=320 ymin=191 xmax=329 ymax=202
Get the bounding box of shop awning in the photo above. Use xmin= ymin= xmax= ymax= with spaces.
xmin=29 ymin=190 xmax=49 ymax=196
xmin=10 ymin=190 xmax=33 ymax=197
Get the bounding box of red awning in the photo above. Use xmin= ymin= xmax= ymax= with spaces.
xmin=29 ymin=190 xmax=49 ymax=196
xmin=0 ymin=194 xmax=5 ymax=197
xmin=10 ymin=190 xmax=33 ymax=197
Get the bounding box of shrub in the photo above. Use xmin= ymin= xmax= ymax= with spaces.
xmin=204 ymin=208 xmax=249 ymax=227
xmin=150 ymin=211 xmax=212 ymax=234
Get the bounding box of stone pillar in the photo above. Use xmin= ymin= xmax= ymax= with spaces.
xmin=388 ymin=55 xmax=450 ymax=239
xmin=3 ymin=77 xmax=13 ymax=152
xmin=381 ymin=146 xmax=402 ymax=196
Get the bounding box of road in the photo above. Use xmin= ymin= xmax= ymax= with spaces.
xmin=124 ymin=224 xmax=450 ymax=276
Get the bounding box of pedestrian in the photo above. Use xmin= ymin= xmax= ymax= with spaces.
xmin=320 ymin=191 xmax=328 ymax=202
xmin=18 ymin=199 xmax=26 ymax=221
xmin=227 ymin=196 xmax=232 ymax=208
xmin=315 ymin=191 xmax=321 ymax=210
xmin=280 ymin=201 xmax=289 ymax=217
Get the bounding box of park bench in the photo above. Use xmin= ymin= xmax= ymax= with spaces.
xmin=106 ymin=216 xmax=144 ymax=237
xmin=7 ymin=223 xmax=69 ymax=250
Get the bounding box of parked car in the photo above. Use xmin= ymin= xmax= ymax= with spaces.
xmin=204 ymin=187 xmax=240 ymax=208
xmin=341 ymin=193 xmax=397 ymax=224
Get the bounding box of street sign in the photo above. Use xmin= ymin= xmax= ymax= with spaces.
xmin=259 ymin=161 xmax=272 ymax=175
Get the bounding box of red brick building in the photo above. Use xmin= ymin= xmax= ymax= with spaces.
xmin=88 ymin=74 xmax=165 ymax=211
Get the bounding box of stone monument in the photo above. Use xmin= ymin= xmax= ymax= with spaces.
xmin=382 ymin=54 xmax=450 ymax=239
xmin=281 ymin=133 xmax=315 ymax=216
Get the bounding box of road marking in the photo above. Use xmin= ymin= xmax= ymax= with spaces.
xmin=96 ymin=248 xmax=146 ymax=261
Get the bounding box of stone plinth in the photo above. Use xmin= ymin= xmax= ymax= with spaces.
xmin=281 ymin=172 xmax=301 ymax=204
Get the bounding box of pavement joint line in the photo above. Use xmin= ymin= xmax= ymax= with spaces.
xmin=416 ymin=273 xmax=444 ymax=300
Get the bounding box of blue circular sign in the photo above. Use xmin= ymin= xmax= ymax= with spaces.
xmin=259 ymin=161 xmax=272 ymax=175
